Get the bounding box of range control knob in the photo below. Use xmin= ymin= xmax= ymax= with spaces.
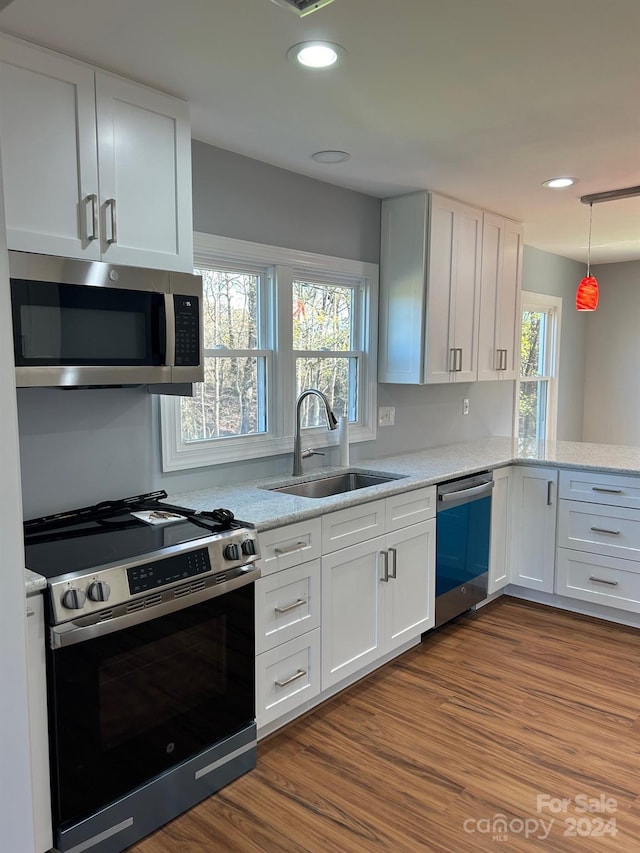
xmin=87 ymin=580 xmax=111 ymax=602
xmin=223 ymin=543 xmax=241 ymax=561
xmin=241 ymin=538 xmax=257 ymax=557
xmin=61 ymin=588 xmax=87 ymax=610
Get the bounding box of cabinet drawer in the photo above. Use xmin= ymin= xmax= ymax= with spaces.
xmin=322 ymin=499 xmax=385 ymax=554
xmin=556 ymin=549 xmax=640 ymax=613
xmin=255 ymin=560 xmax=320 ymax=654
xmin=255 ymin=629 xmax=321 ymax=728
xmin=257 ymin=518 xmax=321 ymax=576
xmin=559 ymin=470 xmax=640 ymax=509
xmin=385 ymin=486 xmax=436 ymax=531
xmin=558 ymin=500 xmax=640 ymax=561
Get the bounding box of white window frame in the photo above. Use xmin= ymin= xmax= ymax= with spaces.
xmin=515 ymin=291 xmax=562 ymax=442
xmin=160 ymin=233 xmax=378 ymax=471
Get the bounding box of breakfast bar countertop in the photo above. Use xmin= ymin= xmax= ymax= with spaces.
xmin=165 ymin=437 xmax=640 ymax=532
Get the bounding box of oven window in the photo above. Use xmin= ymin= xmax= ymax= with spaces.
xmin=99 ymin=618 xmax=226 ymax=752
xmin=49 ymin=585 xmax=254 ymax=829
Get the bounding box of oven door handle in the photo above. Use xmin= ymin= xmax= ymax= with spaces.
xmin=50 ymin=565 xmax=260 ymax=650
xmin=438 ymin=481 xmax=494 ymax=504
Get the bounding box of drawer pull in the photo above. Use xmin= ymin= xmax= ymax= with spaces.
xmin=275 ymin=598 xmax=307 ymax=614
xmin=275 ymin=668 xmax=307 ymax=687
xmin=26 ymin=607 xmax=35 ymax=618
xmin=274 ymin=541 xmax=307 ymax=556
xmin=590 ymin=526 xmax=621 ymax=535
xmin=588 ymin=576 xmax=619 ymax=587
xmin=592 ymin=487 xmax=623 ymax=494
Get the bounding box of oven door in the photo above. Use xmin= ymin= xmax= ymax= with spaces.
xmin=48 ymin=581 xmax=255 ymax=832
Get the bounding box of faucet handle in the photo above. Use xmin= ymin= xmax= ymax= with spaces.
xmin=301 ymin=448 xmax=324 ymax=459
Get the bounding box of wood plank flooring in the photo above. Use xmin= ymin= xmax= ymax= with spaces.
xmin=130 ymin=597 xmax=640 ymax=851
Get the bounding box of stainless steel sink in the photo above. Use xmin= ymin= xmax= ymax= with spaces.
xmin=266 ymin=470 xmax=404 ymax=499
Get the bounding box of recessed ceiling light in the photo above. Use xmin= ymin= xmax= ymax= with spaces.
xmin=287 ymin=41 xmax=346 ymax=69
xmin=542 ymin=177 xmax=577 ymax=189
xmin=311 ymin=150 xmax=351 ymax=163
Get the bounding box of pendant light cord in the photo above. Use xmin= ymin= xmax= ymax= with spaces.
xmin=587 ymin=202 xmax=593 ymax=277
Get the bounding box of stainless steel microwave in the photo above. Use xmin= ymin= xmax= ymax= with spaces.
xmin=9 ymin=251 xmax=203 ymax=388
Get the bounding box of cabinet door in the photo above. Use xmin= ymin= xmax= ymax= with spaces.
xmin=450 ymin=202 xmax=482 ymax=382
xmin=510 ymin=466 xmax=558 ymax=592
xmin=321 ymin=537 xmax=385 ymax=689
xmin=488 ymin=466 xmax=511 ymax=593
xmin=384 ymin=519 xmax=435 ymax=650
xmin=425 ymin=194 xmax=481 ymax=383
xmin=477 ymin=213 xmax=503 ymax=381
xmin=0 ymin=36 xmax=100 ymax=259
xmin=95 ymin=72 xmax=193 ymax=272
xmin=497 ymin=219 xmax=523 ymax=380
xmin=477 ymin=214 xmax=522 ymax=382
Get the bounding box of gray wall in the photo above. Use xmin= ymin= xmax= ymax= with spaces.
xmin=520 ymin=246 xmax=587 ymax=442
xmin=192 ymin=141 xmax=381 ymax=264
xmin=582 ymin=260 xmax=640 ymax=445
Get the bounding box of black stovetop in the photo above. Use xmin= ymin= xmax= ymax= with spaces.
xmin=23 ymin=491 xmax=239 ymax=580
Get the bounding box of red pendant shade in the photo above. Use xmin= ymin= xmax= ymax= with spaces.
xmin=576 ymin=275 xmax=599 ymax=311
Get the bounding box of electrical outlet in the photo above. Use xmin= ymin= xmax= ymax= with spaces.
xmin=463 ymin=398 xmax=470 ymax=416
xmin=378 ymin=406 xmax=396 ymax=426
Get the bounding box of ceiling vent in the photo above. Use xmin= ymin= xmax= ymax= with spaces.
xmin=269 ymin=0 xmax=336 ymax=16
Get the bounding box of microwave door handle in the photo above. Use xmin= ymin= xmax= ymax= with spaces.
xmin=164 ymin=294 xmax=175 ymax=366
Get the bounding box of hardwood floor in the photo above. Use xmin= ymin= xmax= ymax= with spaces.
xmin=130 ymin=597 xmax=640 ymax=851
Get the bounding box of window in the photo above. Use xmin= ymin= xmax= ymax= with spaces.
xmin=160 ymin=234 xmax=377 ymax=471
xmin=516 ymin=291 xmax=561 ymax=444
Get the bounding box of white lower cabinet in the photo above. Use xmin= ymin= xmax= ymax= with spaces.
xmin=256 ymin=630 xmax=321 ymax=728
xmin=488 ymin=466 xmax=511 ymax=593
xmin=510 ymin=466 xmax=558 ymax=593
xmin=556 ymin=469 xmax=640 ymax=614
xmin=256 ymin=487 xmax=436 ymax=735
xmin=321 ymin=493 xmax=435 ymax=690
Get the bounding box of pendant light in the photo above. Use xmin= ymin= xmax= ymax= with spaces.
xmin=576 ymin=202 xmax=599 ymax=311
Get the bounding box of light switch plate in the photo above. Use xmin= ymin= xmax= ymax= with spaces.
xmin=378 ymin=406 xmax=396 ymax=426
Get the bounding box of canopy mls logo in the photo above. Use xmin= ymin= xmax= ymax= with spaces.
xmin=463 ymin=793 xmax=618 ymax=842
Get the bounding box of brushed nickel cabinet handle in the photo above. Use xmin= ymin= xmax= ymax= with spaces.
xmin=275 ymin=598 xmax=307 ymax=614
xmin=388 ymin=547 xmax=397 ymax=579
xmin=449 ymin=348 xmax=457 ymax=372
xmin=588 ymin=576 xmax=619 ymax=587
xmin=275 ymin=668 xmax=307 ymax=687
xmin=26 ymin=607 xmax=35 ymax=618
xmin=590 ymin=527 xmax=621 ymax=535
xmin=592 ymin=487 xmax=623 ymax=495
xmin=106 ymin=198 xmax=117 ymax=244
xmin=85 ymin=193 xmax=98 ymax=241
xmin=274 ymin=541 xmax=307 ymax=556
xmin=456 ymin=348 xmax=463 ymax=372
xmin=547 ymin=480 xmax=553 ymax=506
xmin=380 ymin=550 xmax=389 ymax=582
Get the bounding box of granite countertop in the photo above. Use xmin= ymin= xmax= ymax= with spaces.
xmin=166 ymin=436 xmax=640 ymax=532
xmin=25 ymin=567 xmax=47 ymax=595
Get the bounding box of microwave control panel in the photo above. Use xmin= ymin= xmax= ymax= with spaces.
xmin=174 ymin=295 xmax=200 ymax=366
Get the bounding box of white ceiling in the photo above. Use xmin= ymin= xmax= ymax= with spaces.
xmin=1 ymin=0 xmax=639 ymax=264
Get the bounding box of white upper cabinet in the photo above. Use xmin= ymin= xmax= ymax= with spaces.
xmin=0 ymin=36 xmax=100 ymax=260
xmin=477 ymin=213 xmax=523 ymax=381
xmin=379 ymin=191 xmax=482 ymax=384
xmin=0 ymin=34 xmax=193 ymax=272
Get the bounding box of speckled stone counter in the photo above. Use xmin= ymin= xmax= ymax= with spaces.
xmin=166 ymin=436 xmax=640 ymax=532
xmin=25 ymin=568 xmax=47 ymax=595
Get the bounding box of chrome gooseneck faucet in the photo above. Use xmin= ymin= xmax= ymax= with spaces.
xmin=293 ymin=389 xmax=338 ymax=476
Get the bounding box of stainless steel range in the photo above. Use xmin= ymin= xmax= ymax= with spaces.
xmin=23 ymin=491 xmax=261 ymax=853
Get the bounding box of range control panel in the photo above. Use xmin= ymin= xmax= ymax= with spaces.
xmin=128 ymin=548 xmax=211 ymax=594
xmin=49 ymin=527 xmax=260 ymax=625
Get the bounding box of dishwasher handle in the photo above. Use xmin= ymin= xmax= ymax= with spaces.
xmin=438 ymin=480 xmax=494 ymax=506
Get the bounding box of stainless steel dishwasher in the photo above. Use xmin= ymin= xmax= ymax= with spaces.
xmin=435 ymin=471 xmax=493 ymax=627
